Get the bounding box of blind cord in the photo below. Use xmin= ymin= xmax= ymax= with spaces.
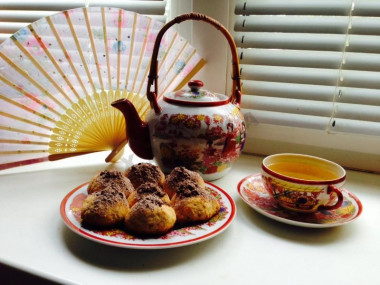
xmin=327 ymin=0 xmax=355 ymax=133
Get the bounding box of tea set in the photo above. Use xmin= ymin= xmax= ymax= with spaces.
xmin=58 ymin=12 xmax=363 ymax=252
xmin=111 ymin=13 xmax=362 ymax=227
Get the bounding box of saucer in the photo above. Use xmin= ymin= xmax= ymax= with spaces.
xmin=237 ymin=173 xmax=363 ymax=228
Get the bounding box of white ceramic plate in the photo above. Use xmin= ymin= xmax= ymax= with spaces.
xmin=61 ymin=181 xmax=235 ymax=249
xmin=237 ymin=173 xmax=363 ymax=228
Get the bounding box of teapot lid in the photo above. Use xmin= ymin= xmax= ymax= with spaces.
xmin=163 ymin=80 xmax=229 ymax=107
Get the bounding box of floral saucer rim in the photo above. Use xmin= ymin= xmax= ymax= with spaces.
xmin=237 ymin=173 xmax=363 ymax=228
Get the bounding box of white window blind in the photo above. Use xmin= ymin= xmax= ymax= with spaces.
xmin=0 ymin=0 xmax=167 ymax=44
xmin=234 ymin=0 xmax=380 ymax=137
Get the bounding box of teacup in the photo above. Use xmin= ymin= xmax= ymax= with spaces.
xmin=261 ymin=153 xmax=345 ymax=213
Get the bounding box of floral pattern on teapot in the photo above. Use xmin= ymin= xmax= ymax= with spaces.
xmin=150 ymin=106 xmax=246 ymax=179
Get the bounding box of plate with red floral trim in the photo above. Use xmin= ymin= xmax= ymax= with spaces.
xmin=237 ymin=173 xmax=362 ymax=228
xmin=60 ymin=181 xmax=235 ymax=249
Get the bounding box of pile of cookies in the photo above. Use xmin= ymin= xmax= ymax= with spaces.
xmin=81 ymin=163 xmax=220 ymax=236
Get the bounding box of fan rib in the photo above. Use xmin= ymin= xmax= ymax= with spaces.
xmin=0 ymin=125 xmax=50 ymax=138
xmin=0 ymin=75 xmax=60 ymax=118
xmin=0 ymin=157 xmax=49 ymax=171
xmin=0 ymin=149 xmax=48 ymax=155
xmin=93 ymin=91 xmax=114 ymax=144
xmin=46 ymin=17 xmax=84 ymax=100
xmin=0 ymin=111 xmax=52 ymax=131
xmin=116 ymin=9 xmax=123 ymax=90
xmin=11 ymin=38 xmax=75 ymax=106
xmin=0 ymin=94 xmax=56 ymax=124
xmin=0 ymin=139 xmax=48 ymax=146
xmin=161 ymin=48 xmax=198 ymax=97
xmin=64 ymin=11 xmax=96 ymax=95
xmin=157 ymin=41 xmax=189 ymax=96
xmin=173 ymin=57 xmax=207 ymax=91
xmin=0 ymin=54 xmax=64 ymax=116
xmin=131 ymin=18 xmax=152 ymax=96
xmin=133 ymin=30 xmax=179 ymax=117
xmin=48 ymin=18 xmax=98 ymax=129
xmin=83 ymin=9 xmax=114 ymax=141
xmin=46 ymin=17 xmax=105 ymax=133
xmin=123 ymin=13 xmax=137 ymax=92
xmin=158 ymin=33 xmax=178 ymax=71
xmin=101 ymin=10 xmax=117 ymax=136
xmin=84 ymin=7 xmax=104 ymax=91
xmin=101 ymin=8 xmax=112 ymax=91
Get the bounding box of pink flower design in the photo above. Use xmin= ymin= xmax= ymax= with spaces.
xmin=26 ymin=38 xmax=45 ymax=56
xmin=146 ymin=33 xmax=157 ymax=52
xmin=113 ymin=10 xmax=126 ymax=27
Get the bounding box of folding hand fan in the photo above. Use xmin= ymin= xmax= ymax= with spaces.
xmin=0 ymin=7 xmax=205 ymax=170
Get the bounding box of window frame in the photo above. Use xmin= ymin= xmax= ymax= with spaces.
xmin=170 ymin=0 xmax=380 ymax=173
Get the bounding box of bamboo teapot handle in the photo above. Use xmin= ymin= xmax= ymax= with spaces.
xmin=146 ymin=12 xmax=242 ymax=114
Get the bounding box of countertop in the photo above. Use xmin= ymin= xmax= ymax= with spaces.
xmin=0 ymin=149 xmax=379 ymax=285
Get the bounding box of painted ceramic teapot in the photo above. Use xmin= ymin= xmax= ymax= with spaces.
xmin=112 ymin=13 xmax=245 ymax=180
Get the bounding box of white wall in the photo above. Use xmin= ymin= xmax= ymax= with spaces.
xmin=169 ymin=0 xmax=231 ymax=94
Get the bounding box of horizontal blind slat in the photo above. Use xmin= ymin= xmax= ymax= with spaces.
xmin=242 ymin=102 xmax=380 ymax=131
xmin=0 ymin=10 xmax=56 ymax=22
xmin=241 ymin=101 xmax=380 ymax=135
xmin=0 ymin=22 xmax=28 ymax=34
xmin=235 ymin=0 xmax=380 ymax=17
xmin=239 ymin=48 xmax=380 ymax=72
xmin=239 ymin=48 xmax=341 ymax=69
xmin=235 ymin=0 xmax=353 ymax=16
xmin=242 ymin=109 xmax=330 ymax=130
xmin=352 ymin=0 xmax=380 ymax=16
xmin=242 ymin=95 xmax=333 ymax=117
xmin=336 ymin=86 xmax=380 ymax=105
xmin=0 ymin=0 xmax=166 ymax=12
xmin=242 ymin=80 xmax=380 ymax=106
xmin=235 ymin=32 xmax=346 ymax=51
xmin=0 ymin=0 xmax=86 ymax=10
xmin=90 ymin=0 xmax=166 ymax=15
xmin=241 ymin=65 xmax=380 ymax=90
xmin=242 ymin=80 xmax=334 ymax=101
xmin=0 ymin=34 xmax=11 ymax=42
xmin=240 ymin=64 xmax=339 ymax=86
xmin=0 ymin=10 xmax=166 ymax=23
xmin=340 ymin=69 xmax=380 ymax=89
xmin=235 ymin=15 xmax=349 ymax=34
xmin=335 ymin=103 xmax=380 ymax=122
xmin=235 ymin=32 xmax=380 ymax=53
xmin=235 ymin=15 xmax=380 ymax=36
xmin=346 ymin=34 xmax=380 ymax=53
xmin=330 ymin=118 xmax=380 ymax=135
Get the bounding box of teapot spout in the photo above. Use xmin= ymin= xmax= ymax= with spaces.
xmin=111 ymin=98 xmax=153 ymax=160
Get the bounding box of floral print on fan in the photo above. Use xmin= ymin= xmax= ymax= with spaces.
xmin=112 ymin=40 xmax=126 ymax=53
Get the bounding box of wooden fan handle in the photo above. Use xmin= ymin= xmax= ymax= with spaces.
xmin=147 ymin=12 xmax=242 ymax=114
